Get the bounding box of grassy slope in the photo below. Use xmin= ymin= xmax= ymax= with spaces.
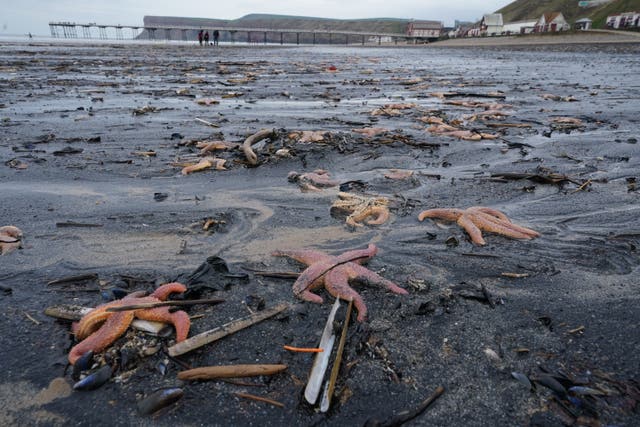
xmin=496 ymin=0 xmax=640 ymax=27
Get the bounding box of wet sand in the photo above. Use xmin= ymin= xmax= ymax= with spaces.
xmin=1 ymin=39 xmax=639 ymax=426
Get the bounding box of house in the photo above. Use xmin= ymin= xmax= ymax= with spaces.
xmin=502 ymin=20 xmax=537 ymax=35
xmin=480 ymin=13 xmax=504 ymax=36
xmin=606 ymin=12 xmax=640 ymax=29
xmin=574 ymin=18 xmax=593 ymax=30
xmin=406 ymin=20 xmax=443 ymax=40
xmin=534 ymin=12 xmax=570 ymax=33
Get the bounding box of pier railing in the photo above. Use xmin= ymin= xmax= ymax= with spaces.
xmin=48 ymin=21 xmax=420 ymax=45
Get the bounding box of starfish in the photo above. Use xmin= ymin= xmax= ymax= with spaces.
xmin=0 ymin=225 xmax=23 ymax=255
xmin=68 ymin=282 xmax=190 ymax=365
xmin=418 ymin=206 xmax=540 ymax=246
xmin=273 ymin=244 xmax=408 ymax=322
xmin=331 ymin=192 xmax=390 ymax=228
xmin=288 ymin=169 xmax=338 ymax=192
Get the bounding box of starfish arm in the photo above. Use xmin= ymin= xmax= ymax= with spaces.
xmin=134 ymin=307 xmax=191 ymax=342
xmin=69 ymin=311 xmax=135 ymax=365
xmin=325 ymin=268 xmax=368 ymax=322
xmin=473 ymin=212 xmax=540 ymax=239
xmin=150 ymin=282 xmax=187 ymax=300
xmin=350 ymin=264 xmax=409 ymax=295
xmin=469 ymin=206 xmax=511 ymax=222
xmin=74 ymin=294 xmax=154 ymax=340
xmin=296 ymin=289 xmax=324 ymax=304
xmin=457 ymin=214 xmax=487 ymax=245
xmin=349 ymin=206 xmax=390 ymax=226
xmin=418 ymin=208 xmax=463 ymax=222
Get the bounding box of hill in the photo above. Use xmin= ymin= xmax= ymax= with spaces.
xmin=143 ymin=14 xmax=409 ymax=34
xmin=496 ymin=0 xmax=640 ymax=27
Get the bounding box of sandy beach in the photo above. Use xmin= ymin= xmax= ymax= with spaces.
xmin=0 ymin=34 xmax=639 ymax=426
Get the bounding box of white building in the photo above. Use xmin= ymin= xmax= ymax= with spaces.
xmin=480 ymin=13 xmax=504 ymax=36
xmin=606 ymin=12 xmax=640 ymax=29
xmin=502 ymin=20 xmax=537 ymax=35
xmin=534 ymin=12 xmax=570 ymax=33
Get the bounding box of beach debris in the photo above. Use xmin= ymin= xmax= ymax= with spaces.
xmin=364 ymin=385 xmax=445 ymax=427
xmin=196 ymin=140 xmax=238 ymax=155
xmin=320 ymin=299 xmax=353 ymax=412
xmin=131 ymin=150 xmax=156 ymax=157
xmin=384 ymin=169 xmax=414 ymax=180
xmin=168 ymin=302 xmax=288 ymax=357
xmin=242 ymin=128 xmax=277 ymax=165
xmin=370 ymin=103 xmax=416 ymax=117
xmin=177 ymin=364 xmax=288 ymax=381
xmin=5 ymin=158 xmax=28 ymax=169
xmin=137 ymin=387 xmax=184 ymax=416
xmin=181 ymin=157 xmax=226 ymax=175
xmin=305 ymin=298 xmax=340 ymax=405
xmin=288 ymin=169 xmax=338 ymax=192
xmin=234 ymin=392 xmax=285 ymax=408
xmin=273 ymin=244 xmax=408 ymax=322
xmin=288 ymin=130 xmax=328 ymax=143
xmin=53 ymin=146 xmax=84 ymax=156
xmin=550 ymin=116 xmax=584 ymax=130
xmin=0 ymin=225 xmax=23 ymax=255
xmin=56 ymin=221 xmax=103 ymax=228
xmin=132 ymin=105 xmax=158 ymax=116
xmin=68 ymin=282 xmax=190 ymax=364
xmin=194 ymin=117 xmax=220 ymax=128
xmin=490 ymin=167 xmax=583 ymax=186
xmin=283 ymin=345 xmax=323 ymax=353
xmin=418 ymin=206 xmax=539 ymax=246
xmin=431 ymin=91 xmax=506 ymax=99
xmin=541 ymin=93 xmax=578 ymax=102
xmin=352 ymin=127 xmax=389 ymax=138
xmin=195 ymin=98 xmax=219 ymax=106
xmin=330 ymin=192 xmax=390 ymax=227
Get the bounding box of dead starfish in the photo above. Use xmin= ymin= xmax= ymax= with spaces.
xmin=331 ymin=192 xmax=390 ymax=227
xmin=273 ymin=244 xmax=408 ymax=322
xmin=418 ymin=206 xmax=539 ymax=246
xmin=69 ymin=282 xmax=190 ymax=365
xmin=288 ymin=169 xmax=338 ymax=192
xmin=0 ymin=225 xmax=22 ymax=255
xmin=352 ymin=127 xmax=389 ymax=138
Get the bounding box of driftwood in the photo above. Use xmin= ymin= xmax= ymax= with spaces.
xmin=168 ymin=302 xmax=288 ymax=357
xmin=178 ymin=364 xmax=287 ymax=381
xmin=234 ymin=392 xmax=285 ymax=408
xmin=242 ymin=128 xmax=276 ymax=165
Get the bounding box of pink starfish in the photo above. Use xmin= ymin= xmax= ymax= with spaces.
xmin=273 ymin=244 xmax=408 ymax=322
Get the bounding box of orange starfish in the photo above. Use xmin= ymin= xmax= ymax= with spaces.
xmin=273 ymin=244 xmax=408 ymax=322
xmin=69 ymin=282 xmax=190 ymax=365
xmin=418 ymin=206 xmax=539 ymax=246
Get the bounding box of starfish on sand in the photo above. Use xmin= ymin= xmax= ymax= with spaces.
xmin=288 ymin=169 xmax=338 ymax=192
xmin=418 ymin=206 xmax=540 ymax=246
xmin=273 ymin=244 xmax=408 ymax=322
xmin=331 ymin=192 xmax=390 ymax=228
xmin=69 ymin=282 xmax=190 ymax=365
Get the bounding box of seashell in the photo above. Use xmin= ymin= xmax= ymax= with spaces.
xmin=568 ymin=386 xmax=605 ymax=396
xmin=137 ymin=387 xmax=184 ymax=416
xmin=511 ymin=371 xmax=533 ymax=390
xmin=73 ymin=364 xmax=112 ymax=391
xmin=533 ymin=374 xmax=566 ymax=396
xmin=72 ymin=350 xmax=94 ymax=380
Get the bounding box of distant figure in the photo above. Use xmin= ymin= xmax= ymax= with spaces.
xmin=28 ymin=32 xmax=33 ymax=39
xmin=198 ymin=30 xmax=203 ymax=46
xmin=204 ymin=31 xmax=209 ymax=45
xmin=213 ymin=29 xmax=220 ymax=46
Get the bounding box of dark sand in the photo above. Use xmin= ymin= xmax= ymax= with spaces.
xmin=0 ymin=37 xmax=639 ymax=426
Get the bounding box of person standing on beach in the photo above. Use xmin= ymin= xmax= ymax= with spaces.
xmin=198 ymin=30 xmax=203 ymax=46
xmin=213 ymin=30 xmax=220 ymax=46
xmin=204 ymin=31 xmax=210 ymax=45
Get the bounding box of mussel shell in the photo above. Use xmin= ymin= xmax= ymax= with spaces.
xmin=72 ymin=350 xmax=94 ymax=380
xmin=511 ymin=371 xmax=533 ymax=391
xmin=533 ymin=374 xmax=567 ymax=396
xmin=137 ymin=387 xmax=184 ymax=416
xmin=73 ymin=364 xmax=112 ymax=391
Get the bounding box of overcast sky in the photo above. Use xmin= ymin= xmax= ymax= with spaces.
xmin=1 ymin=0 xmax=510 ymax=35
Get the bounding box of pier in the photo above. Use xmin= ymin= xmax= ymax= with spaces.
xmin=48 ymin=21 xmax=419 ymax=45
